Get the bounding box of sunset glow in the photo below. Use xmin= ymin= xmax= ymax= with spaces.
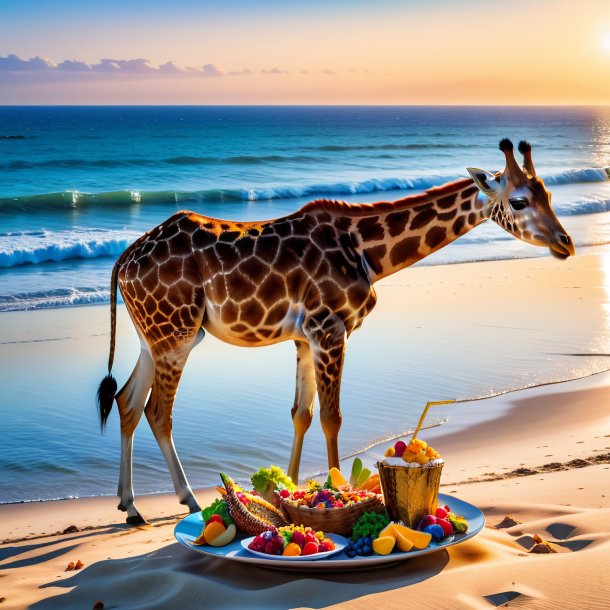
xmin=0 ymin=0 xmax=609 ymax=104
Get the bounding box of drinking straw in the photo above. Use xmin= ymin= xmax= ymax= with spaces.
xmin=410 ymin=399 xmax=456 ymax=443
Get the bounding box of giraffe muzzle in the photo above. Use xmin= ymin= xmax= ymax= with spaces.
xmin=549 ymin=233 xmax=575 ymax=259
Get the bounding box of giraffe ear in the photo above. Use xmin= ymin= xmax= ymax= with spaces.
xmin=467 ymin=167 xmax=499 ymax=197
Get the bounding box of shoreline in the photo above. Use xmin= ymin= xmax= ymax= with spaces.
xmin=1 ymin=350 xmax=609 ymax=508
xmin=2 ymin=366 xmax=609 ymax=543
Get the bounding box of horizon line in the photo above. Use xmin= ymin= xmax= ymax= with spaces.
xmin=1 ymin=103 xmax=610 ymax=108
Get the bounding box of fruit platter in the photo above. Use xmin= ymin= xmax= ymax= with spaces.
xmin=175 ymin=401 xmax=483 ymax=570
xmin=174 ymin=404 xmax=485 ymax=571
xmin=174 ymin=489 xmax=484 ymax=571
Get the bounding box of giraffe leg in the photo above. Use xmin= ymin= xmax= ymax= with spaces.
xmin=116 ymin=349 xmax=154 ymax=524
xmin=145 ymin=330 xmax=203 ymax=514
xmin=305 ymin=316 xmax=347 ymax=471
xmin=287 ymin=341 xmax=316 ymax=484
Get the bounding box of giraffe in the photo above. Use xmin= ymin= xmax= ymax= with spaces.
xmin=98 ymin=139 xmax=574 ymax=524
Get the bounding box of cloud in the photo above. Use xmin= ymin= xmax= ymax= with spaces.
xmin=0 ymin=54 xmax=293 ymax=82
xmin=322 ymin=68 xmax=335 ymax=75
xmin=158 ymin=61 xmax=182 ymax=74
xmin=202 ymin=63 xmax=224 ymax=77
xmin=0 ymin=54 xmax=223 ymax=77
xmin=90 ymin=58 xmax=155 ymax=73
xmin=57 ymin=60 xmax=91 ymax=71
xmin=228 ymin=68 xmax=252 ymax=76
xmin=0 ymin=54 xmax=55 ymax=71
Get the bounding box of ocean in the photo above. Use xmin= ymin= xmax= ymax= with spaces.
xmin=1 ymin=105 xmax=609 ymax=503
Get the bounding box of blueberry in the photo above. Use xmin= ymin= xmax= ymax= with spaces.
xmin=423 ymin=524 xmax=445 ymax=542
xmin=362 ymin=545 xmax=372 ymax=555
xmin=364 ymin=536 xmax=373 ymax=545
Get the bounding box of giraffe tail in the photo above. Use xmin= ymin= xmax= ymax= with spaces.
xmin=96 ymin=257 xmax=120 ymax=432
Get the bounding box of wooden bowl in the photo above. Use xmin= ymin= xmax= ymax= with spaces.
xmin=281 ymin=494 xmax=385 ymax=536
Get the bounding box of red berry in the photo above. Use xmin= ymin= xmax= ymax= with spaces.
xmin=305 ymin=532 xmax=317 ymax=544
xmin=419 ymin=514 xmax=437 ymax=529
xmin=279 ymin=489 xmax=290 ymax=498
xmin=394 ymin=440 xmax=407 ymax=458
xmin=208 ymin=514 xmax=224 ymax=525
xmin=436 ymin=518 xmax=453 ymax=537
xmin=435 ymin=507 xmax=448 ymax=519
xmin=444 ymin=505 xmax=451 ymax=512
xmin=250 ymin=535 xmax=267 ymax=551
xmin=318 ymin=541 xmax=331 ymax=552
xmin=291 ymin=531 xmax=306 ymax=548
xmin=302 ymin=541 xmax=319 ymax=556
xmin=265 ymin=536 xmax=285 ymax=555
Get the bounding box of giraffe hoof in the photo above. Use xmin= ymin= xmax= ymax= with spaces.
xmin=126 ymin=513 xmax=148 ymax=526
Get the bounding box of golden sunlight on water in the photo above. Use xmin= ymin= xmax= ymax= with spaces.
xmin=591 ymin=111 xmax=610 ymax=169
xmin=599 ymin=251 xmax=610 ymax=352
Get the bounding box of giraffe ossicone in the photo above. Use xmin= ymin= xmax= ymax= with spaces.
xmin=97 ymin=139 xmax=574 ymax=523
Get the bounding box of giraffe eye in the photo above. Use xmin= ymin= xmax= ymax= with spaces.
xmin=509 ymin=197 xmax=528 ymax=211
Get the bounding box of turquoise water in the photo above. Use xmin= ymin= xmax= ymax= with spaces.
xmin=1 ymin=106 xmax=609 ymax=503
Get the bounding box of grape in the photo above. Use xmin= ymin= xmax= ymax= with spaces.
xmin=351 ymin=511 xmax=390 ymax=541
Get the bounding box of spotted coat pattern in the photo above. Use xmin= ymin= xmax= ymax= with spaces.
xmin=110 ymin=177 xmax=487 ymax=521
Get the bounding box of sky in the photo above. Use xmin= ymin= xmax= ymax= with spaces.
xmin=1 ymin=0 xmax=610 ymax=105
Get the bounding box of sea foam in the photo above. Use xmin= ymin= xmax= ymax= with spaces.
xmin=0 ymin=228 xmax=140 ymax=268
xmin=1 ymin=167 xmax=607 ymax=212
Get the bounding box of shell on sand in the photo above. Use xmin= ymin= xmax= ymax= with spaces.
xmin=377 ymin=460 xmax=443 ymax=527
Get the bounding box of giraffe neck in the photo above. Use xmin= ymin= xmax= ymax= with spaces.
xmin=348 ymin=178 xmax=489 ymax=282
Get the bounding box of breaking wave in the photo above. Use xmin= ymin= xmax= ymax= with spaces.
xmin=0 ymin=228 xmax=140 ymax=268
xmin=1 ymin=167 xmax=608 ymax=212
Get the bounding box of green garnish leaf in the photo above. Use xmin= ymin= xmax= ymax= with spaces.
xmin=251 ymin=465 xmax=296 ymax=495
xmin=350 ymin=458 xmax=363 ymax=487
xmin=356 ymin=468 xmax=371 ymax=488
xmin=201 ymin=498 xmax=233 ymax=526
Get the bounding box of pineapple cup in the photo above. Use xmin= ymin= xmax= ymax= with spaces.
xmin=376 ymin=460 xmax=443 ymax=528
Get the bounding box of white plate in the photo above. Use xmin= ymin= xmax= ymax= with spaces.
xmin=174 ymin=492 xmax=485 ymax=571
xmin=240 ymin=533 xmax=346 ymax=561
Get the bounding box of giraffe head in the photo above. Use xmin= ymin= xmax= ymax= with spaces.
xmin=467 ymin=139 xmax=575 ymax=259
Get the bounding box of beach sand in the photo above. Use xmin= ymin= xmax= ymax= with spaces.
xmin=1 ymin=252 xmax=610 ymax=609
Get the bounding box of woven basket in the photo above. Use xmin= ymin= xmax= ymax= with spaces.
xmin=281 ymin=494 xmax=385 ymax=536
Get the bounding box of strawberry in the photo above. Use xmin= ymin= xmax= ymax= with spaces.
xmin=302 ymin=541 xmax=319 ymax=556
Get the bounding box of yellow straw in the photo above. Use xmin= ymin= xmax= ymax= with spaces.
xmin=410 ymin=399 xmax=456 ymax=443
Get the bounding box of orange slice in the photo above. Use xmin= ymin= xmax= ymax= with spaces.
xmin=391 ymin=523 xmax=432 ymax=549
xmin=372 ymin=536 xmax=396 ymax=555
